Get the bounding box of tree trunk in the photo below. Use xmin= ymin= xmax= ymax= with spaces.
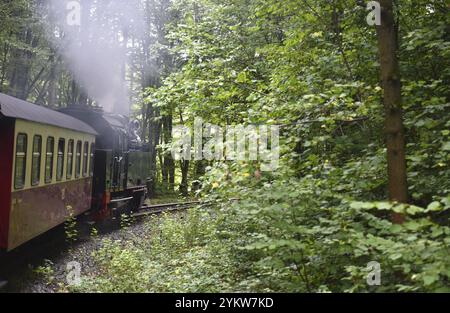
xmin=0 ymin=42 xmax=10 ymax=92
xmin=9 ymin=27 xmax=35 ymax=100
xmin=146 ymin=102 xmax=161 ymax=197
xmin=192 ymin=160 xmax=206 ymax=192
xmin=163 ymin=115 xmax=175 ymax=192
xmin=376 ymin=0 xmax=408 ymax=223
xmin=180 ymin=160 xmax=190 ymax=196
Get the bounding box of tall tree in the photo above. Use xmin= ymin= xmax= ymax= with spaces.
xmin=376 ymin=0 xmax=408 ymax=221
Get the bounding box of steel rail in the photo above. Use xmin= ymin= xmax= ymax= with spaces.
xmin=132 ymin=200 xmax=207 ymax=217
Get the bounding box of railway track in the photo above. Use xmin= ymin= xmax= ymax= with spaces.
xmin=132 ymin=200 xmax=206 ymax=217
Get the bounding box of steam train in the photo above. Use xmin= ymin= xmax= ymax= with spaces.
xmin=0 ymin=92 xmax=151 ymax=251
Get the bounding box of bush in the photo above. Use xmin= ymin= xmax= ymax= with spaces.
xmin=72 ymin=210 xmax=237 ymax=293
xmin=201 ymin=168 xmax=450 ymax=292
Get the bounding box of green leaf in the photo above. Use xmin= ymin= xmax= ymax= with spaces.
xmin=393 ymin=204 xmax=407 ymax=214
xmin=390 ymin=253 xmax=402 ymax=261
xmin=442 ymin=196 xmax=450 ymax=209
xmin=406 ymin=205 xmax=425 ymax=215
xmin=423 ymin=274 xmax=438 ymax=286
xmin=375 ymin=202 xmax=392 ymax=210
xmin=350 ymin=201 xmax=375 ymax=209
xmin=426 ymin=201 xmax=442 ymax=212
xmin=236 ymin=71 xmax=248 ymax=83
xmin=442 ymin=142 xmax=450 ymax=151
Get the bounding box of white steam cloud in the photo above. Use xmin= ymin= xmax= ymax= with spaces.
xmin=41 ymin=0 xmax=146 ymax=115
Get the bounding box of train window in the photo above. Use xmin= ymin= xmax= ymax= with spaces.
xmin=31 ymin=135 xmax=42 ymax=186
xmin=67 ymin=140 xmax=74 ymax=179
xmin=75 ymin=141 xmax=82 ymax=178
xmin=14 ymin=134 xmax=28 ymax=189
xmin=83 ymin=142 xmax=89 ymax=177
xmin=56 ymin=139 xmax=65 ymax=181
xmin=45 ymin=137 xmax=55 ymax=183
xmin=89 ymin=143 xmax=95 ymax=176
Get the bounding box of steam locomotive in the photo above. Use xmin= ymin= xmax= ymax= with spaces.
xmin=0 ymin=93 xmax=150 ymax=251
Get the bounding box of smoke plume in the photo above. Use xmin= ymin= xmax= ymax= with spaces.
xmin=41 ymin=0 xmax=146 ymax=115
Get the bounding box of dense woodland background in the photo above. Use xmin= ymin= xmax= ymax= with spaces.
xmin=1 ymin=0 xmax=449 ymax=292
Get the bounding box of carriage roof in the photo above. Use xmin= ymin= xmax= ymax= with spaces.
xmin=0 ymin=93 xmax=97 ymax=135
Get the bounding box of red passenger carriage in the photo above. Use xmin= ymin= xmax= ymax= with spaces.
xmin=0 ymin=93 xmax=97 ymax=251
xmin=0 ymin=93 xmax=149 ymax=252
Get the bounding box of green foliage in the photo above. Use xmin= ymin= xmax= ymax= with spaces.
xmin=64 ymin=206 xmax=78 ymax=244
xmin=119 ymin=213 xmax=134 ymax=230
xmin=141 ymin=0 xmax=450 ymax=293
xmin=195 ymin=164 xmax=448 ymax=292
xmin=80 ymin=239 xmax=148 ymax=293
xmin=90 ymin=227 xmax=99 ymax=238
xmin=33 ymin=259 xmax=55 ymax=286
xmin=70 ymin=187 xmax=449 ymax=293
xmin=72 ymin=210 xmax=237 ymax=293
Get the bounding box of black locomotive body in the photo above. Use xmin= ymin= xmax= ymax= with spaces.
xmin=60 ymin=106 xmax=149 ymax=220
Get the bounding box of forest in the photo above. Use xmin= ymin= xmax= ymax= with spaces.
xmin=0 ymin=0 xmax=449 ymax=293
